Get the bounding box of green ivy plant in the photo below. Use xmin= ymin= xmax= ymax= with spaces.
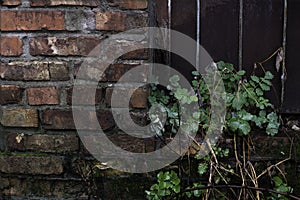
xmin=146 ymin=61 xmax=294 ymax=200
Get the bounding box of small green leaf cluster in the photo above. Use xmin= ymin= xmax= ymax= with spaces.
xmin=268 ymin=176 xmax=293 ymax=200
xmin=146 ymin=171 xmax=181 ymax=200
xmin=193 ymin=61 xmax=280 ymax=136
xmin=146 ymin=61 xmax=282 ymax=199
xmin=149 ymin=74 xmax=199 ymax=136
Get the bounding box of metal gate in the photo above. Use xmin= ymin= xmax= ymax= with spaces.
xmin=154 ymin=0 xmax=300 ymax=113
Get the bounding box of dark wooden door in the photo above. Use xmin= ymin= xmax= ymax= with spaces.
xmin=155 ymin=0 xmax=299 ymax=113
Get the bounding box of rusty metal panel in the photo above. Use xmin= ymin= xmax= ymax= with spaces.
xmin=242 ymin=0 xmax=283 ymax=107
xmin=282 ymin=0 xmax=300 ymax=113
xmin=200 ymin=0 xmax=240 ymax=67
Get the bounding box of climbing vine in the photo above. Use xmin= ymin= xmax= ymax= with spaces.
xmin=146 ymin=61 xmax=297 ymax=200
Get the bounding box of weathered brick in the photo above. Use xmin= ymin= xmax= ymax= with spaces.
xmin=0 ymin=11 xmax=64 ymax=31
xmin=74 ymin=62 xmax=146 ymax=82
xmin=251 ymin=136 xmax=291 ymax=160
xmin=105 ymin=87 xmax=148 ymax=108
xmin=0 ymin=85 xmax=22 ymax=105
xmin=67 ymin=86 xmax=103 ymax=105
xmin=109 ymin=133 xmax=145 ymax=153
xmin=27 ymin=87 xmax=60 ymax=105
xmin=83 ymin=133 xmax=146 ymax=154
xmin=30 ymin=37 xmax=101 ymax=56
xmin=130 ymin=88 xmax=149 ymax=108
xmin=103 ymin=63 xmax=147 ymax=82
xmin=7 ymin=133 xmax=26 ymax=151
xmin=42 ymin=110 xmax=75 ymax=130
xmin=0 ymin=37 xmax=22 ymax=56
xmin=121 ymin=49 xmax=150 ymax=60
xmin=7 ymin=133 xmax=79 ymax=153
xmin=0 ymin=109 xmax=38 ymax=127
xmin=108 ymin=0 xmax=148 ymax=10
xmin=126 ymin=13 xmax=148 ymax=29
xmin=49 ymin=62 xmax=69 ymax=80
xmin=42 ymin=109 xmax=114 ymax=130
xmin=0 ymin=155 xmax=63 ymax=175
xmin=30 ymin=0 xmax=101 ymax=7
xmin=1 ymin=177 xmax=87 ymax=198
xmin=2 ymin=0 xmax=22 ymax=6
xmin=113 ymin=110 xmax=148 ymax=131
xmin=95 ymin=12 xmax=126 ymax=31
xmin=0 ymin=62 xmax=50 ymax=81
xmin=65 ymin=10 xmax=95 ymax=31
xmin=95 ymin=12 xmax=147 ymax=31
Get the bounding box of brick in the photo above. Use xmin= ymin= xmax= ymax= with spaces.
xmin=126 ymin=13 xmax=148 ymax=29
xmin=103 ymin=63 xmax=147 ymax=82
xmin=0 ymin=37 xmax=22 ymax=56
xmin=30 ymin=0 xmax=101 ymax=7
xmin=0 ymin=155 xmax=63 ymax=175
xmin=109 ymin=133 xmax=145 ymax=153
xmin=42 ymin=109 xmax=114 ymax=130
xmin=0 ymin=11 xmax=64 ymax=31
xmin=27 ymin=87 xmax=60 ymax=105
xmin=1 ymin=177 xmax=87 ymax=198
xmin=130 ymin=88 xmax=149 ymax=108
xmin=0 ymin=109 xmax=38 ymax=127
xmin=121 ymin=49 xmax=150 ymax=60
xmin=7 ymin=133 xmax=26 ymax=151
xmin=49 ymin=62 xmax=69 ymax=80
xmin=65 ymin=10 xmax=95 ymax=31
xmin=95 ymin=12 xmax=127 ymax=31
xmin=2 ymin=0 xmax=21 ymax=6
xmin=95 ymin=12 xmax=148 ymax=31
xmin=83 ymin=133 xmax=146 ymax=154
xmin=113 ymin=110 xmax=148 ymax=131
xmin=30 ymin=37 xmax=101 ymax=56
xmin=0 ymin=62 xmax=50 ymax=81
xmin=67 ymin=86 xmax=103 ymax=105
xmin=42 ymin=110 xmax=75 ymax=130
xmin=75 ymin=63 xmax=148 ymax=82
xmin=0 ymin=85 xmax=22 ymax=105
xmin=108 ymin=0 xmax=148 ymax=9
xmin=105 ymin=87 xmax=148 ymax=108
xmin=251 ymin=136 xmax=291 ymax=160
xmin=7 ymin=133 xmax=79 ymax=153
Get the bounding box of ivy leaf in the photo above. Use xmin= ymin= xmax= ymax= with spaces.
xmin=185 ymin=192 xmax=192 ymax=198
xmin=255 ymin=88 xmax=263 ymax=96
xmin=232 ymin=93 xmax=246 ymax=110
xmin=198 ymin=163 xmax=208 ymax=175
xmin=169 ymin=75 xmax=180 ymax=87
xmin=265 ymin=71 xmax=274 ymax=80
xmin=273 ymin=176 xmax=283 ymax=187
xmin=192 ymin=71 xmax=200 ymax=76
xmin=190 ymin=95 xmax=198 ymax=102
xmin=267 ymin=112 xmax=278 ymax=121
xmin=173 ymin=185 xmax=180 ymax=193
xmin=228 ymin=118 xmax=240 ymax=132
xmin=238 ymin=110 xmax=253 ymax=121
xmin=239 ymin=120 xmax=251 ymax=135
xmin=251 ymin=75 xmax=260 ymax=83
xmin=260 ymin=83 xmax=271 ymax=91
xmin=228 ymin=119 xmax=251 ymax=135
xmin=237 ymin=70 xmax=246 ymax=76
xmin=262 ymin=78 xmax=272 ymax=86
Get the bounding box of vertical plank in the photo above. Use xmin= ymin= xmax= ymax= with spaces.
xmin=282 ymin=0 xmax=300 ymax=113
xmin=200 ymin=0 xmax=240 ymax=67
xmin=171 ymin=0 xmax=197 ymax=80
xmin=242 ymin=0 xmax=283 ymax=107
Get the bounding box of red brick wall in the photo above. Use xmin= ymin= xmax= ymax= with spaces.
xmin=0 ymin=0 xmax=150 ymax=199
